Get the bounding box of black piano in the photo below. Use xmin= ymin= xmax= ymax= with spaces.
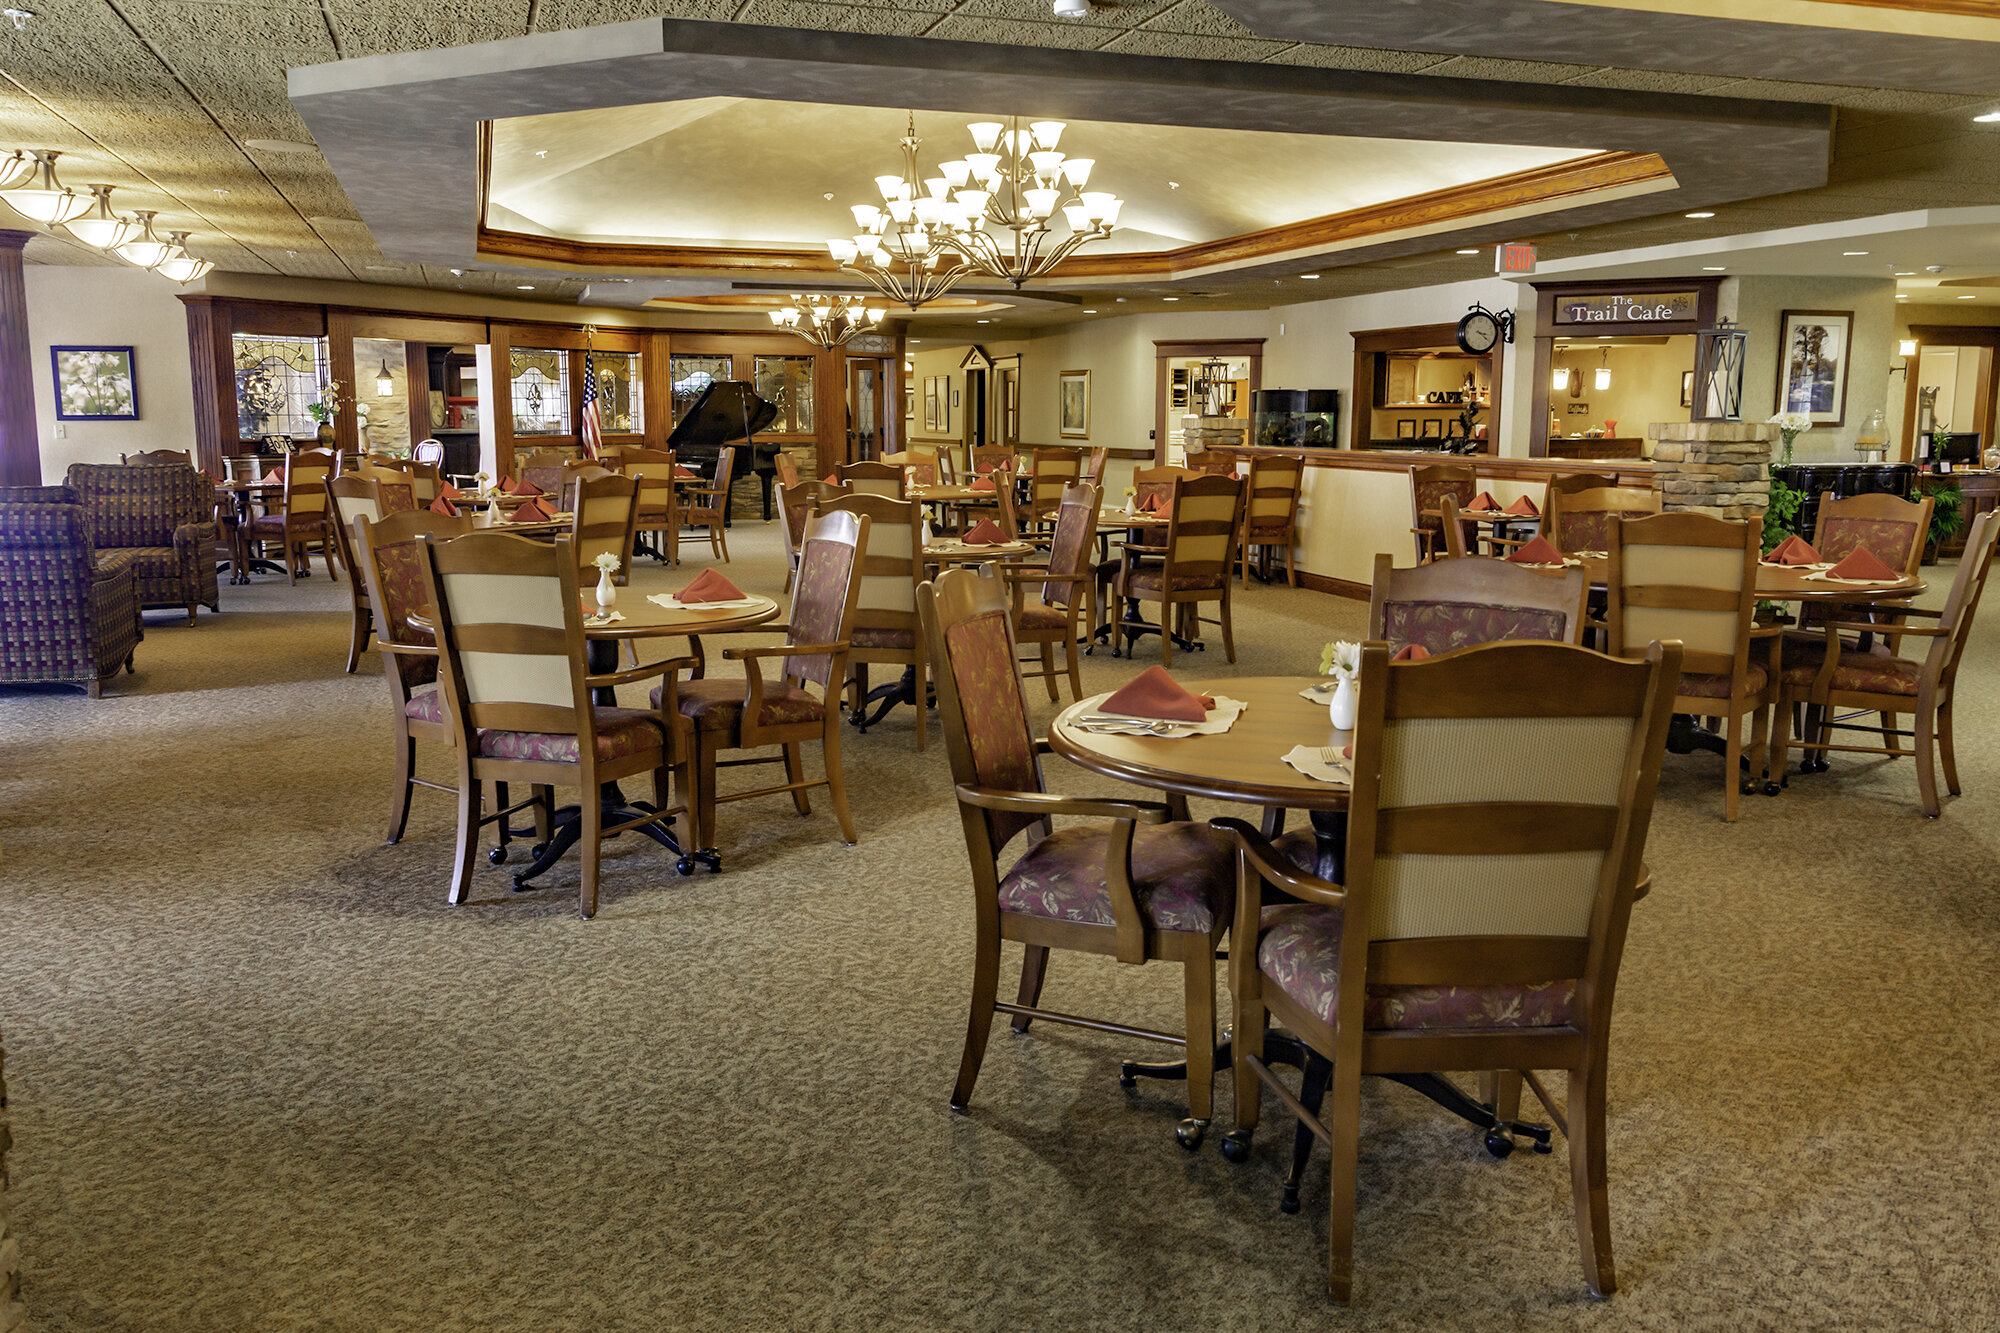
xmin=666 ymin=381 xmax=783 ymax=521
xmin=1773 ymin=463 xmax=1916 ymax=539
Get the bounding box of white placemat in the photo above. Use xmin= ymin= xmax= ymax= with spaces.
xmin=647 ymin=593 xmax=771 ymax=611
xmin=1062 ymin=690 xmax=1246 ymax=738
xmin=1282 ymin=745 xmax=1351 ymax=784
xmin=582 ymin=610 xmax=626 ymax=627
xmin=1804 ymin=570 xmax=1902 ymax=585
xmin=1298 ymin=679 xmax=1339 ymax=703
xmin=1763 ymin=560 xmax=1835 ymax=571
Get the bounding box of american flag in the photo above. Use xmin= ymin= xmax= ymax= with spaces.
xmin=579 ymin=348 xmax=603 ymax=460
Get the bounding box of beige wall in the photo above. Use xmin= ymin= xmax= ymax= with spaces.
xmin=1730 ymin=275 xmax=1899 ymax=462
xmin=25 ymin=266 xmax=197 ymax=480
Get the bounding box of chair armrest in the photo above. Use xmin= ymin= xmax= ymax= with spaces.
xmin=378 ymin=639 xmax=438 ymax=659
xmin=585 ymin=654 xmax=697 ymax=690
xmin=954 ymin=785 xmax=1171 ymax=823
xmin=721 ymin=642 xmax=846 ymax=661
xmin=1210 ymin=817 xmax=1347 ymax=908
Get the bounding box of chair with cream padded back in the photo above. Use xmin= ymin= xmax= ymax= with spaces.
xmin=1026 ymin=448 xmax=1082 ymax=535
xmin=417 ymin=530 xmax=695 ymax=919
xmin=1607 ymin=510 xmax=1772 ymax=821
xmin=1113 ymin=470 xmax=1243 ymax=666
xmin=327 ymin=473 xmax=416 ymax=673
xmin=567 ymin=472 xmax=641 ymax=588
xmin=616 ymin=446 xmax=682 ymax=566
xmin=1219 ymin=637 xmax=1681 ymax=1304
xmin=1239 ymin=452 xmax=1303 ymax=587
xmin=824 ymin=491 xmax=929 ymax=750
xmin=248 ymin=447 xmax=338 ymax=585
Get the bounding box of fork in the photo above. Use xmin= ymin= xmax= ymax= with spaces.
xmin=1316 ymin=746 xmax=1348 ymax=767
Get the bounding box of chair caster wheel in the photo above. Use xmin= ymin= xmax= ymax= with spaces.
xmin=1532 ymin=1136 xmax=1553 ymax=1155
xmin=511 ymin=873 xmax=532 ymax=892
xmin=488 ymin=846 xmax=508 ymax=865
xmin=1118 ymin=1073 xmax=1138 ymax=1090
xmin=1176 ymin=1118 xmax=1208 ymax=1150
xmin=676 ymin=856 xmax=695 ymax=875
xmin=1220 ymin=1129 xmax=1253 ymax=1163
xmin=1484 ymin=1130 xmax=1516 ymax=1159
xmin=1762 ymin=781 xmax=1782 ymax=796
xmin=1279 ymin=1187 xmax=1302 ymax=1215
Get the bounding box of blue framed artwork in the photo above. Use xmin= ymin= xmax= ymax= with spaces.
xmin=52 ymin=345 xmax=140 ymax=421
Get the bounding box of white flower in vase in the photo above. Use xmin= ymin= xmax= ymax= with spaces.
xmin=592 ymin=552 xmax=621 ymax=610
xmin=1317 ymin=639 xmax=1362 ymax=731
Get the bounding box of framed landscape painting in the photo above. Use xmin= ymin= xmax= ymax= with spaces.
xmin=1776 ymin=310 xmax=1851 ymax=426
xmin=1059 ymin=369 xmax=1090 ymax=438
xmin=52 ymin=345 xmax=139 ymax=421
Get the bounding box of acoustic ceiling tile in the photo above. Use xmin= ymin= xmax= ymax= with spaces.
xmin=1092 ymin=27 xmax=1295 ymax=61
xmin=735 ymin=0 xmax=947 ymax=36
xmin=920 ymin=14 xmax=1117 ymax=50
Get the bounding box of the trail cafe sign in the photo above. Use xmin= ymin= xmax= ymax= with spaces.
xmin=1554 ymin=291 xmax=1699 ymax=325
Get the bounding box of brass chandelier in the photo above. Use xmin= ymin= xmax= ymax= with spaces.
xmin=768 ymin=294 xmax=886 ymax=348
xmin=0 ymin=150 xmax=214 ymax=282
xmin=827 ymin=113 xmax=1123 ymax=309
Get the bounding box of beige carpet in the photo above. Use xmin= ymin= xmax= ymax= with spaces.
xmin=2 ymin=523 xmax=1998 ymax=1332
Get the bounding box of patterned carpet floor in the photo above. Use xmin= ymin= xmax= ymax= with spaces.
xmin=2 ymin=522 xmax=1997 ymax=1332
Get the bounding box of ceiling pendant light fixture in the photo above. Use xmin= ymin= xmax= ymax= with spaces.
xmin=0 ymin=150 xmax=92 ymax=226
xmin=769 ymin=293 xmax=886 ymax=348
xmin=375 ymin=358 xmax=394 ymax=396
xmin=62 ymin=184 xmax=138 ymax=250
xmin=152 ymin=232 xmax=215 ymax=283
xmin=1594 ymin=349 xmax=1612 ymax=391
xmin=0 ymin=149 xmax=34 ymax=191
xmin=114 ymin=211 xmax=175 ymax=268
xmin=1551 ymin=361 xmax=1569 ymax=393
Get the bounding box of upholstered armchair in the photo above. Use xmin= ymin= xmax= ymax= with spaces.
xmin=994 ymin=482 xmax=1100 ymax=702
xmin=1368 ymin=550 xmax=1589 ymax=652
xmin=1407 ymin=462 xmax=1475 ymax=563
xmin=0 ymin=486 xmax=141 ymax=697
xmin=66 ymin=461 xmax=221 ymax=625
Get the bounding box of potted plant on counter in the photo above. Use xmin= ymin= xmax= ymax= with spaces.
xmin=1924 ymin=480 xmax=1967 ymax=564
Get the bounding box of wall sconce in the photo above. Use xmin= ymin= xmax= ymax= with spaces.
xmin=375 ymin=360 xmax=393 ymax=396
xmin=1898 ymin=338 xmax=1918 ymax=357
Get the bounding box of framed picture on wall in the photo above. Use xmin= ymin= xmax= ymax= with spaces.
xmin=1420 ymin=418 xmax=1443 ymax=439
xmin=1396 ymin=419 xmax=1417 ymax=439
xmin=1059 ymin=369 xmax=1091 ymax=438
xmin=52 ymin=345 xmax=139 ymax=421
xmin=923 ymin=379 xmax=940 ymax=433
xmin=905 ymin=385 xmax=915 ymax=421
xmin=1776 ymin=309 xmax=1852 ymax=426
xmin=1680 ymin=370 xmax=1695 ymax=409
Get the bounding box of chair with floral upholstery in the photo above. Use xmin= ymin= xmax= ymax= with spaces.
xmin=970 ymin=445 xmax=1015 ymax=479
xmin=919 ymin=567 xmax=1236 ymax=1146
xmin=1547 ymin=483 xmax=1659 ymax=557
xmin=1239 ymin=452 xmax=1304 ymax=587
xmin=418 ymin=531 xmax=695 ymax=919
xmin=1607 ymin=510 xmax=1772 ymax=821
xmin=0 ymin=486 xmax=141 ymax=697
xmin=1368 ymin=550 xmax=1587 ymax=652
xmin=824 ymin=492 xmax=928 ymax=749
xmin=658 ymin=508 xmax=869 ymax=852
xmin=65 ymin=460 xmax=221 ymax=625
xmin=772 ymin=452 xmax=800 ymax=492
xmin=882 ymin=450 xmax=938 ymax=486
xmin=994 ymin=483 xmax=1100 ymax=702
xmin=1772 ymin=508 xmax=1997 ymax=816
xmin=515 ymin=450 xmax=571 ymax=498
xmin=327 ymin=473 xmax=414 ymax=673
xmin=1407 ymin=462 xmax=1475 ymax=564
xmin=776 ymin=480 xmax=840 ymax=593
xmin=1219 ymin=638 xmax=1679 ymax=1303
xmin=245 ymin=448 xmax=337 ymax=585
xmin=1113 ymin=470 xmax=1242 ymax=666
xmin=1798 ymin=490 xmax=1933 ymax=643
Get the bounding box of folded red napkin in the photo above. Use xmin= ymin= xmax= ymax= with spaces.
xmin=436 ymin=480 xmax=464 ymax=501
xmin=1139 ymin=493 xmax=1163 ymax=513
xmin=962 ymin=519 xmax=1007 ymax=545
xmin=675 ymin=466 xmax=698 ymax=478
xmin=508 ymin=498 xmax=552 ymax=522
xmin=260 ymin=468 xmax=286 ymax=485
xmin=1468 ymin=491 xmax=1501 ymax=512
xmin=969 ymin=476 xmax=996 ymax=493
xmin=429 ymin=496 xmax=457 ymax=517
xmin=1504 ymin=495 xmax=1540 ymax=517
xmin=1506 ymin=535 xmax=1566 ymax=566
xmin=1392 ymin=643 xmax=1431 ymax=662
xmin=1101 ymin=665 xmax=1214 ymax=722
xmin=677 ymin=568 xmax=746 ymax=604
xmin=503 ymin=476 xmax=541 ymax=496
xmin=1762 ymin=534 xmax=1821 ymax=566
xmin=823 ymin=473 xmax=838 ymax=484
xmin=1827 ymin=546 xmax=1899 ymax=581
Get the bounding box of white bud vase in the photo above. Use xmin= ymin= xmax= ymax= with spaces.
xmin=1329 ymin=676 xmax=1358 ymax=732
xmin=595 ymin=567 xmax=617 ymax=611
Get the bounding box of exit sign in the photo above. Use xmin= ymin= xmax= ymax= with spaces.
xmin=1497 ymin=242 xmax=1538 ymax=275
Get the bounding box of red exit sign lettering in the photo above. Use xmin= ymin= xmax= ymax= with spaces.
xmin=1496 ymin=242 xmax=1538 ymax=274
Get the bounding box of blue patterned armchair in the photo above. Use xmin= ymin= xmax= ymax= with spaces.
xmin=0 ymin=486 xmax=142 ymax=697
xmin=65 ymin=461 xmax=221 ymax=625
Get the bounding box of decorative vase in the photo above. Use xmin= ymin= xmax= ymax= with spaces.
xmin=595 ymin=567 xmax=617 ymax=611
xmin=1329 ymin=676 xmax=1358 ymax=731
xmin=316 ymin=421 xmax=336 ymax=444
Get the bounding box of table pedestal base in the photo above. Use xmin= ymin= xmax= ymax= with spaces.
xmin=848 ymin=665 xmax=928 ymax=733
xmin=506 ymin=783 xmax=719 ymax=889
xmin=1665 ymin=714 xmax=1782 ymax=796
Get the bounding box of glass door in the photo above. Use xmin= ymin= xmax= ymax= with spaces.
xmin=848 ymin=359 xmax=883 ymax=460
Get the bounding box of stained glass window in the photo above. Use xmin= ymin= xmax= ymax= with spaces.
xmin=755 ymin=356 xmax=815 ymax=434
xmin=233 ymin=334 xmax=328 ymax=441
xmin=592 ymin=351 xmax=643 ymax=434
xmin=670 ymin=355 xmax=733 ymax=424
xmin=509 ymin=348 xmax=569 ymax=436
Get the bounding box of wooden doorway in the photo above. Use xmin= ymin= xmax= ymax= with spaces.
xmin=848 ymin=357 xmax=887 ymax=461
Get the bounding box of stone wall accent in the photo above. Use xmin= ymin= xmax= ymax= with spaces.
xmin=1182 ymin=416 xmax=1246 ymax=462
xmin=0 ymin=1029 xmax=21 ymax=1333
xmin=1646 ymin=421 xmax=1777 ymax=521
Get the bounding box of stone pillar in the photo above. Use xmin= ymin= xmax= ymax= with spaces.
xmin=0 ymin=231 xmax=39 ymax=489
xmin=0 ymin=1027 xmax=21 ymax=1333
xmin=1646 ymin=421 xmax=1776 ymax=520
xmin=1181 ymin=415 xmax=1246 ymax=461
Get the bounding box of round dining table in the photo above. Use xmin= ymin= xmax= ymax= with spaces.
xmin=1048 ymin=675 xmax=1351 ymax=880
xmin=1570 ymin=553 xmax=1926 ymax=603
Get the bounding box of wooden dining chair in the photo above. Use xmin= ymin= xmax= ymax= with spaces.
xmin=1408 ymin=462 xmax=1476 ymax=564
xmin=1239 ymin=452 xmax=1304 ymax=587
xmin=1541 ymin=471 xmax=1618 ymax=531
xmin=1799 ymin=491 xmax=1934 ymax=637
xmin=918 ymin=567 xmax=1236 ymax=1146
xmin=1368 ymin=550 xmax=1588 ymax=651
xmin=1114 ymin=471 xmax=1243 ymax=666
xmin=836 ymin=459 xmax=906 ymax=499
xmin=659 ymin=508 xmax=869 ymax=851
xmin=970 ymin=445 xmax=1015 ymax=479
xmin=776 ymin=480 xmax=840 ymax=593
xmin=1773 ymin=508 xmax=1997 ymax=817
xmin=617 ymin=446 xmax=681 ymax=566
xmin=404 ymin=461 xmax=443 ymax=508
xmin=882 ymin=449 xmax=939 ymax=485
xmin=682 ymin=445 xmax=736 ymax=563
xmin=824 ymin=491 xmax=929 ymax=750
xmin=247 ymin=448 xmax=338 ymax=584
xmin=326 ymin=474 xmax=411 ymax=672
xmin=1607 ymin=511 xmax=1773 ymax=821
xmin=567 ymin=472 xmax=641 ymax=586
xmin=516 ymin=450 xmax=570 ymax=498
xmin=772 ymin=452 xmax=800 ymax=491
xmin=995 ymin=483 xmax=1100 ymax=702
xmin=1027 ymin=448 xmax=1082 ymax=534
xmin=121 ymin=448 xmax=192 ymax=466
xmin=418 ymin=531 xmax=695 ymax=919
xmin=1548 ymin=484 xmax=1660 ymax=556
xmin=1218 ymin=638 xmax=1680 ymax=1303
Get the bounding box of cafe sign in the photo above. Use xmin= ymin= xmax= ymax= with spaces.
xmin=1554 ymin=291 xmax=1699 ymax=325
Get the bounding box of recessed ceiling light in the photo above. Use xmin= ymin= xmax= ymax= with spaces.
xmin=976 ymin=319 xmax=990 ymax=323
xmin=1301 ymin=274 xmax=1320 ymax=280
xmin=1702 ymin=266 xmax=1727 ymax=271
xmin=1895 ymin=270 xmax=1916 ymax=276
xmin=244 ymin=138 xmax=317 ymax=154
xmin=1083 ymin=309 xmax=1097 ymax=313
xmin=1976 ymin=110 xmax=2000 ymax=122
xmin=1842 ymin=251 xmax=1869 ymax=256
xmin=1163 ymin=296 xmax=1179 ymax=301
xmin=1685 ymin=211 xmax=1714 ymax=219
xmin=1456 ymin=248 xmax=1479 ymax=255
xmin=516 ymin=284 xmax=534 ymax=290
xmin=1897 ymin=293 xmax=1909 ymax=299
xmin=1958 ymin=294 xmax=1976 ymax=299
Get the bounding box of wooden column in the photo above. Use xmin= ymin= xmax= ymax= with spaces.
xmin=0 ymin=230 xmax=40 ymax=488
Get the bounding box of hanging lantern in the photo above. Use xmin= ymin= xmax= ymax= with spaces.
xmin=1691 ymin=318 xmax=1748 ymax=422
xmin=375 ymin=359 xmax=394 ymax=396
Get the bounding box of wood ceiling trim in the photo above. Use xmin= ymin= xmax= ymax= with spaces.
xmin=475 ymin=151 xmax=1670 ymax=282
xmin=1805 ymin=0 xmax=2000 ymax=15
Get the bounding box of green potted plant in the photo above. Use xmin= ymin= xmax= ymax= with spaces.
xmin=1924 ymin=479 xmax=1967 ymax=564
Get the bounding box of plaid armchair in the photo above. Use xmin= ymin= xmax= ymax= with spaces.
xmin=65 ymin=462 xmax=221 ymax=625
xmin=0 ymin=486 xmax=142 ymax=697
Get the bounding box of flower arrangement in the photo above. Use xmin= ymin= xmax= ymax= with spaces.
xmin=1318 ymin=639 xmax=1360 ymax=680
xmin=305 ymin=380 xmax=348 ymax=426
xmin=474 ymin=470 xmax=492 ymax=495
xmin=593 ymin=552 xmax=622 ymax=575
xmin=1767 ymin=410 xmax=1811 ymax=466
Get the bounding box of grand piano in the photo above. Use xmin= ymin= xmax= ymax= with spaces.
xmin=666 ymin=380 xmax=783 ymax=520
xmin=1773 ymin=462 xmax=1917 ymax=538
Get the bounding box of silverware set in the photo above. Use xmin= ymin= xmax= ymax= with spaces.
xmin=1070 ymin=716 xmax=1186 ymax=736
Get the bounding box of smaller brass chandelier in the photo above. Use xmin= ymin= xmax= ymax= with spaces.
xmin=769 ymin=294 xmax=886 ymax=348
xmin=153 ymin=231 xmax=214 ymax=283
xmin=0 ymin=150 xmax=90 ymax=225
xmin=114 ymin=210 xmax=175 ymax=268
xmin=63 ymin=184 xmax=138 ymax=250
